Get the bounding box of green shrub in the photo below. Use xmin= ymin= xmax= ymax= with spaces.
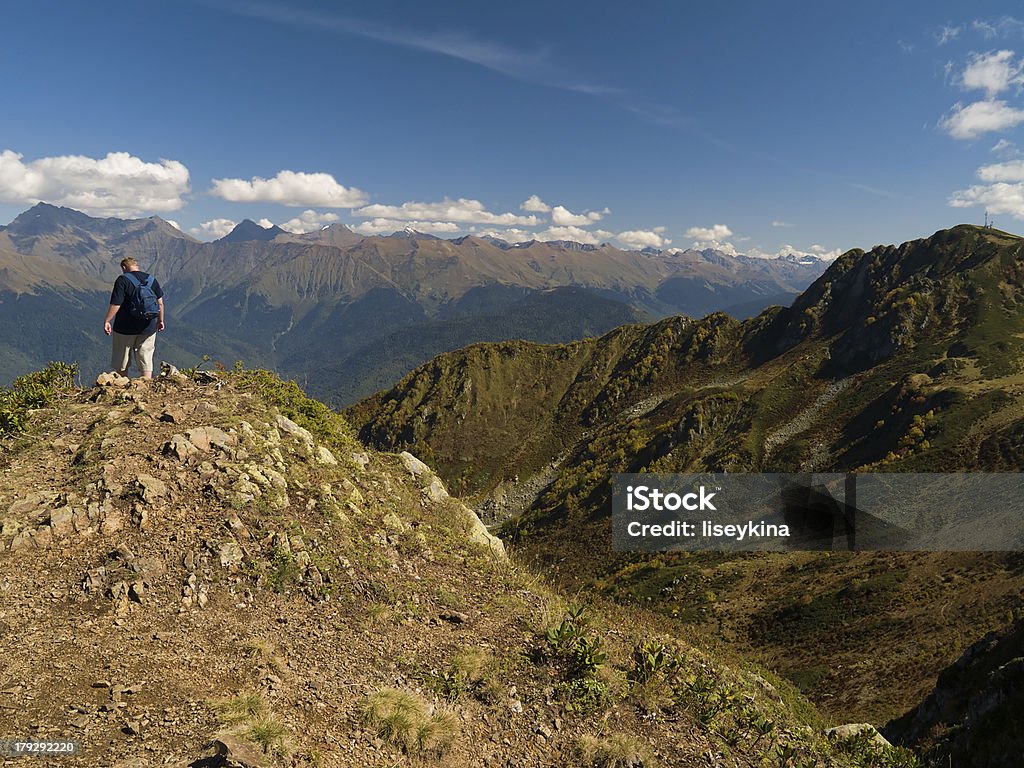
xmin=0 ymin=361 xmax=77 ymax=436
xmin=228 ymin=366 xmax=355 ymax=452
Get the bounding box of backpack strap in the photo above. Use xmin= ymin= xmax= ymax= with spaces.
xmin=122 ymin=272 xmax=150 ymax=289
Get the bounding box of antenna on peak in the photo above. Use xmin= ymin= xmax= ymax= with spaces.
xmin=984 ymin=210 xmax=993 ymax=229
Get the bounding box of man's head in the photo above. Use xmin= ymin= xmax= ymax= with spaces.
xmin=120 ymin=257 xmax=139 ymax=272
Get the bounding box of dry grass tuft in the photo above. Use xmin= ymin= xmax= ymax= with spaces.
xmin=579 ymin=732 xmax=657 ymax=768
xmin=362 ymin=687 xmax=460 ymax=756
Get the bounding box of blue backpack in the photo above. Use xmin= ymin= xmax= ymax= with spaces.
xmin=122 ymin=272 xmax=161 ymax=320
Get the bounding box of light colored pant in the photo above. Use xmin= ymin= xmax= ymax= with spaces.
xmin=111 ymin=331 xmax=157 ymax=375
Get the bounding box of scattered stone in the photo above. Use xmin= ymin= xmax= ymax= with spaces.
xmin=136 ymin=474 xmax=168 ymax=502
xmin=30 ymin=526 xmax=52 ymax=548
xmin=186 ymin=426 xmax=235 ymax=453
xmin=48 ymin=507 xmax=75 ymax=536
xmin=205 ymin=733 xmax=267 ymax=768
xmin=99 ymin=509 xmax=123 ymax=536
xmin=315 ymin=446 xmax=338 ymax=465
xmin=158 ymin=406 xmax=186 ymax=424
xmin=440 ymin=611 xmax=471 ymax=624
xmin=274 ymin=415 xmax=314 ymax=452
xmin=8 ymin=493 xmax=49 ymax=516
xmin=219 ymin=541 xmax=245 ymax=568
xmin=350 ymin=451 xmax=370 ymax=470
xmin=128 ymin=580 xmax=145 ymax=604
xmin=164 ymin=434 xmax=198 ymax=462
xmin=96 ymin=372 xmax=130 ymax=388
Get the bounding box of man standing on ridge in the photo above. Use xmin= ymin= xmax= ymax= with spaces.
xmin=102 ymin=257 xmax=165 ymax=379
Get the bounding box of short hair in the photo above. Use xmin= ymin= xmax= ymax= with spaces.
xmin=120 ymin=257 xmax=138 ymax=270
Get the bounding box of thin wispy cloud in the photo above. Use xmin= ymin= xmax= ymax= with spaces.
xmin=204 ymin=0 xmax=619 ymax=98
xmin=846 ymin=181 xmax=901 ymax=199
xmin=936 ymin=25 xmax=962 ymax=45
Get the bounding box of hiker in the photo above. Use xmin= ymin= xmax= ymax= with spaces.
xmin=102 ymin=257 xmax=165 ymax=379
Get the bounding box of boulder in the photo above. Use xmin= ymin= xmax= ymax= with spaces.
xmin=315 ymin=446 xmax=338 ymax=465
xmin=96 ymin=372 xmax=130 ymax=388
xmin=204 ymin=733 xmax=267 ymax=768
xmin=187 ymin=426 xmax=235 ymax=452
xmin=164 ymin=434 xmax=199 ymax=462
xmin=136 ymin=474 xmax=168 ymax=502
xmin=48 ymin=507 xmax=75 ymax=537
xmin=457 ymin=502 xmax=507 ymax=560
xmin=399 ymin=451 xmax=431 ymax=478
xmin=274 ymin=415 xmax=314 ymax=448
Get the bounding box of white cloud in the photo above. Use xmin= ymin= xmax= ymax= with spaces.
xmin=960 ymin=50 xmax=1024 ymax=97
xmin=808 ymin=244 xmax=842 ymax=260
xmin=352 ymin=218 xmax=461 ymax=235
xmin=936 ymin=25 xmax=962 ymax=45
xmin=616 ymin=228 xmax=671 ymax=250
xmin=949 ymin=181 xmax=1024 ymax=217
xmin=210 ymin=169 xmax=368 ymax=207
xmin=355 ymin=197 xmax=538 ymax=226
xmin=972 ymin=17 xmax=1024 ymax=39
xmin=992 ymin=138 xmax=1020 ymax=155
xmin=549 ymin=204 xmax=608 ymax=227
xmin=255 ymin=218 xmax=275 ymax=229
xmin=521 ymin=194 xmax=550 ymax=213
xmin=476 ymin=227 xmax=536 ymax=243
xmin=691 ymin=239 xmax=739 ymax=256
xmin=278 ymin=209 xmax=340 ymax=233
xmin=536 ymin=225 xmax=605 ymax=244
xmin=190 ymin=218 xmax=237 ymax=240
xmin=941 ymin=99 xmax=1024 ymax=139
xmin=685 ymin=224 xmax=733 ymax=241
xmin=771 ymin=220 xmax=794 ymax=228
xmin=0 ymin=149 xmax=190 ymax=216
xmin=973 ymin=20 xmax=998 ymax=39
xmin=165 ymin=219 xmax=181 ymax=231
xmin=977 ymin=160 xmax=1024 ymax=181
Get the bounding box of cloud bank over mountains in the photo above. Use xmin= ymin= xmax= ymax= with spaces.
xmin=0 ymin=147 xmax=836 ymax=257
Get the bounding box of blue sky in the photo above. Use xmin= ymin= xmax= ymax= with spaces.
xmin=3 ymin=1 xmax=1024 ymax=256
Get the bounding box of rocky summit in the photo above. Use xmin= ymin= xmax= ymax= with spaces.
xmin=0 ymin=367 xmax=921 ymax=767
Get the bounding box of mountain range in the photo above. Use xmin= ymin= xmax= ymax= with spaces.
xmin=346 ymin=223 xmax=1024 ymax=766
xmin=0 ymin=203 xmax=829 ymax=404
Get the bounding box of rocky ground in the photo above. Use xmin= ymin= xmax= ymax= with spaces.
xmin=0 ymin=372 xmax=903 ymax=767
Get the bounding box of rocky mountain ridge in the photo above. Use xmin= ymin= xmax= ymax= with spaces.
xmin=0 ymin=203 xmax=828 ymax=404
xmin=345 ymin=223 xmax=1024 ymax=756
